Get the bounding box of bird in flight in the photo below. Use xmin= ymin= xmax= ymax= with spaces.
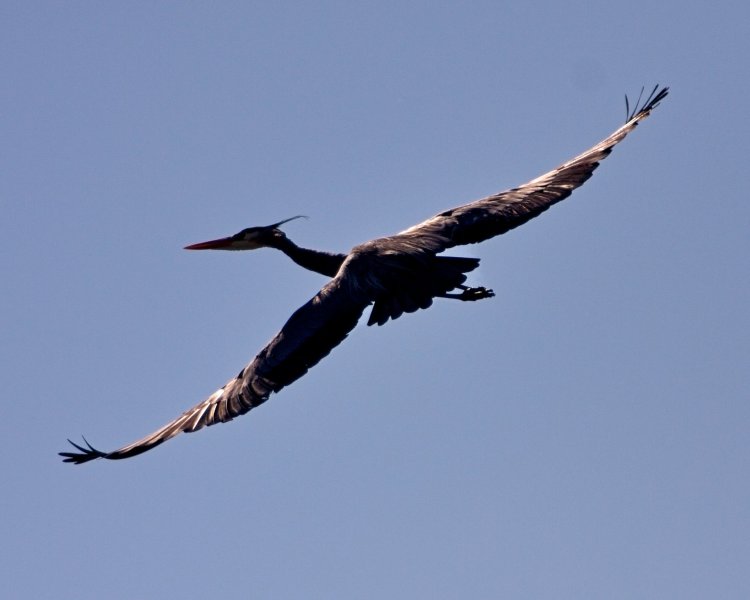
xmin=61 ymin=86 xmax=668 ymax=464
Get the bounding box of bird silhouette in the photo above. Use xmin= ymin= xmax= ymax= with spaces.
xmin=61 ymin=86 xmax=668 ymax=464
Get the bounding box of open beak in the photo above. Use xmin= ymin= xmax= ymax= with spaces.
xmin=184 ymin=237 xmax=236 ymax=250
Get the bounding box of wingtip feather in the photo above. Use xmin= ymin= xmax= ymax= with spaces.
xmin=625 ymin=84 xmax=669 ymax=122
xmin=59 ymin=436 xmax=107 ymax=464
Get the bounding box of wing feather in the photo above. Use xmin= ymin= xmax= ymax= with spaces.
xmin=396 ymin=86 xmax=668 ymax=252
xmin=60 ymin=266 xmax=370 ymax=464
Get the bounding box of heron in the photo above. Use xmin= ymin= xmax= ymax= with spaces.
xmin=61 ymin=86 xmax=668 ymax=464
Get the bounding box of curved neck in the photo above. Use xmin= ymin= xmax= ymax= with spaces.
xmin=271 ymin=236 xmax=346 ymax=278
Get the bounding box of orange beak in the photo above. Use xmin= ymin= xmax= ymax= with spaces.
xmin=184 ymin=237 xmax=236 ymax=250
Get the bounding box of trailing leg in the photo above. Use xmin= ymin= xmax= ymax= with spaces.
xmin=439 ymin=284 xmax=495 ymax=301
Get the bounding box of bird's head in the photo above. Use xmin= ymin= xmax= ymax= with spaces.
xmin=184 ymin=216 xmax=306 ymax=251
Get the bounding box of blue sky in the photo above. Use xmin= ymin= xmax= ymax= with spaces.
xmin=3 ymin=2 xmax=749 ymax=598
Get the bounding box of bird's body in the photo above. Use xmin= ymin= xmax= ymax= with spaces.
xmin=61 ymin=86 xmax=668 ymax=464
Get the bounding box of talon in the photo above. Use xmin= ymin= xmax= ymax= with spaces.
xmin=459 ymin=286 xmax=495 ymax=301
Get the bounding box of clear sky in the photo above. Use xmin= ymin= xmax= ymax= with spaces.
xmin=3 ymin=2 xmax=749 ymax=599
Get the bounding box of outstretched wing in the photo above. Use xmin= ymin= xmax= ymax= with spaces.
xmin=396 ymin=86 xmax=668 ymax=252
xmin=61 ymin=263 xmax=371 ymax=464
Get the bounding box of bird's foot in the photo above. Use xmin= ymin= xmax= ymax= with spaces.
xmin=441 ymin=286 xmax=496 ymax=301
xmin=458 ymin=286 xmax=495 ymax=301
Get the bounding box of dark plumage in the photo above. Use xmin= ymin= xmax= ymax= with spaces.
xmin=61 ymin=86 xmax=668 ymax=464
